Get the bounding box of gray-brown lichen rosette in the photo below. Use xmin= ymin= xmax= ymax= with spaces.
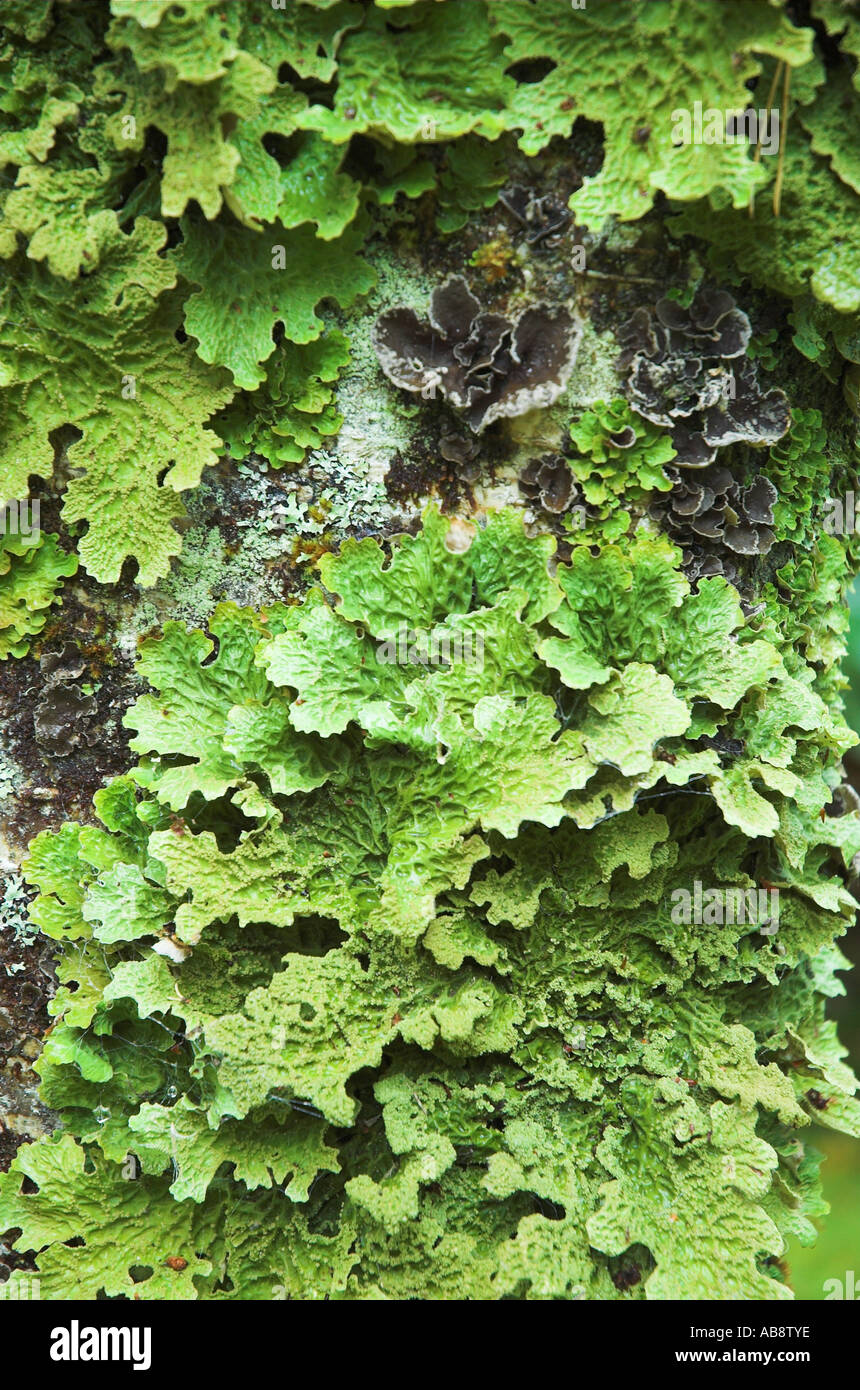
xmin=653 ymin=465 xmax=778 ymax=557
xmin=372 ymin=275 xmax=580 ymax=433
xmin=618 ymin=289 xmax=790 ymax=467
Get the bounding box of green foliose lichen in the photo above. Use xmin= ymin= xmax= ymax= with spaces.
xmin=2 ymin=0 xmax=860 ymax=1307
xmin=0 ymin=518 xmax=77 ymax=659
xmin=2 ymin=508 xmax=858 ymax=1300
xmin=1 ymin=0 xmax=858 ymax=585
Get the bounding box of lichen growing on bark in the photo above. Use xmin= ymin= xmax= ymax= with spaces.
xmin=1 ymin=0 xmax=860 ymax=1303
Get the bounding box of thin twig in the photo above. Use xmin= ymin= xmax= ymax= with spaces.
xmin=749 ymin=59 xmax=784 ymax=217
xmin=773 ymin=61 xmax=791 ymax=217
xmin=580 ymin=269 xmax=662 ymax=284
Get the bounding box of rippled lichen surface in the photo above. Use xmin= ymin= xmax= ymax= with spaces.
xmin=1 ymin=0 xmax=860 ymax=1301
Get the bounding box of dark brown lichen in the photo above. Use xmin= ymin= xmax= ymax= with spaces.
xmin=32 ymin=644 xmax=98 ymax=758
xmin=439 ymin=428 xmax=482 ymax=480
xmin=618 ymin=289 xmax=790 ymax=467
xmin=518 ymin=454 xmax=576 ymax=515
xmin=372 ymin=275 xmax=580 ymax=433
xmin=652 ymin=465 xmax=777 ymax=557
xmin=517 ymin=454 xmax=591 ymax=562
